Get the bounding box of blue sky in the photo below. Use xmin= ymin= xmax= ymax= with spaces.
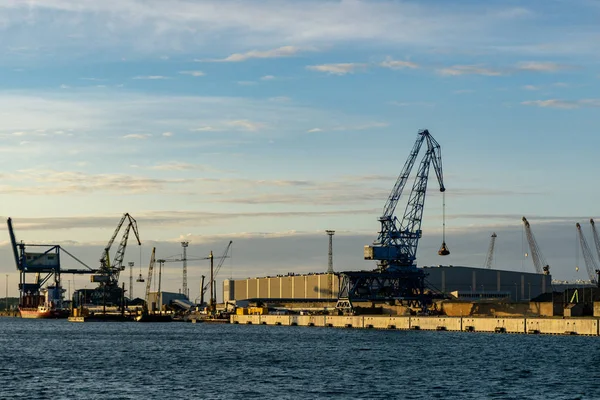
xmin=1 ymin=0 xmax=600 ymax=298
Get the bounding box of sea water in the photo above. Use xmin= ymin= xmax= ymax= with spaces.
xmin=0 ymin=318 xmax=599 ymax=399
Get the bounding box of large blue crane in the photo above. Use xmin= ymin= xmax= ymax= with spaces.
xmin=365 ymin=129 xmax=447 ymax=270
xmin=337 ymin=129 xmax=448 ymax=312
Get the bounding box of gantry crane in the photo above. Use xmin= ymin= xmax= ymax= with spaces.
xmin=522 ymin=217 xmax=550 ymax=275
xmin=484 ymin=232 xmax=497 ymax=269
xmin=575 ymin=223 xmax=600 ymax=286
xmin=337 ymin=129 xmax=448 ymax=311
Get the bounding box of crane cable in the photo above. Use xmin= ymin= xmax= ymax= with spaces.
xmin=438 ymin=192 xmax=450 ymax=256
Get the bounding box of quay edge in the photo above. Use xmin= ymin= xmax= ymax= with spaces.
xmin=230 ymin=315 xmax=600 ymax=336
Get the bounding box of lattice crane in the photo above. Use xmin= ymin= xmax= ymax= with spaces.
xmin=522 ymin=217 xmax=550 ymax=275
xmin=144 ymin=247 xmax=156 ymax=311
xmin=590 ymin=219 xmax=600 ymax=265
xmin=576 ymin=223 xmax=599 ymax=286
xmin=364 ymin=129 xmax=448 ymax=271
xmin=337 ymin=129 xmax=448 ymax=312
xmin=484 ymin=232 xmax=497 ymax=269
xmin=98 ymin=213 xmax=141 ymax=285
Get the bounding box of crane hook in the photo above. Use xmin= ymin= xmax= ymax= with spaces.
xmin=438 ymin=192 xmax=450 ymax=256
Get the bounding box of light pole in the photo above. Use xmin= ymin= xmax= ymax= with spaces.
xmin=514 ymin=283 xmax=518 ymax=301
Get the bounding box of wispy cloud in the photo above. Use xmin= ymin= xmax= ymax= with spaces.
xmin=132 ymin=75 xmax=170 ymax=80
xmin=522 ymin=85 xmax=540 ymax=91
xmin=260 ymin=75 xmax=276 ymax=81
xmin=178 ymin=70 xmax=205 ymax=77
xmin=390 ymin=101 xmax=434 ymax=107
xmin=306 ymin=63 xmax=366 ymax=75
xmin=438 ymin=64 xmax=506 ymax=76
xmin=516 ymin=61 xmax=574 ymax=72
xmin=150 ymin=162 xmax=205 ymax=171
xmin=162 ymin=132 xmax=173 ymax=137
xmin=379 ymin=59 xmax=419 ymax=70
xmin=237 ymin=81 xmax=257 ymax=86
xmin=227 ymin=120 xmax=265 ymax=131
xmin=306 ymin=128 xmax=322 ymax=133
xmin=123 ymin=133 xmax=152 ymax=139
xmin=202 ymin=46 xmax=306 ymax=62
xmin=521 ymin=99 xmax=600 ymax=109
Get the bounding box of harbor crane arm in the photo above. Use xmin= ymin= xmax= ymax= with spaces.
xmin=591 ymin=219 xmax=600 ymax=264
xmin=202 ymin=241 xmax=233 ymax=293
xmin=576 ymin=223 xmax=599 ymax=285
xmin=99 ymin=213 xmax=141 ymax=283
xmin=144 ymin=247 xmax=156 ymax=306
xmin=366 ymin=129 xmax=446 ymax=270
xmin=484 ymin=233 xmax=497 ymax=269
xmin=522 ymin=217 xmax=550 ymax=275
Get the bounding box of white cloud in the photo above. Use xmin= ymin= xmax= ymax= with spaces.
xmin=191 ymin=126 xmax=219 ymax=132
xmin=162 ymin=132 xmax=173 ymax=137
xmin=516 ymin=61 xmax=574 ymax=72
xmin=522 ymin=85 xmax=540 ymax=91
xmin=227 ymin=120 xmax=265 ymax=131
xmin=521 ymin=99 xmax=600 ymax=109
xmin=132 ymin=75 xmax=170 ymax=80
xmin=150 ymin=162 xmax=204 ymax=171
xmin=306 ymin=63 xmax=366 ymax=75
xmin=438 ymin=64 xmax=506 ymax=76
xmin=178 ymin=70 xmax=205 ymax=77
xmin=379 ymin=59 xmax=419 ymax=70
xmin=307 ymin=128 xmax=322 ymax=133
xmin=260 ymin=75 xmax=276 ymax=80
xmin=237 ymin=81 xmax=257 ymax=86
xmin=123 ymin=133 xmax=152 ymax=139
xmin=390 ymin=101 xmax=434 ymax=107
xmin=203 ymin=46 xmax=306 ymax=62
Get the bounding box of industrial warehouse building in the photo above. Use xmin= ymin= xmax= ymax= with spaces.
xmin=223 ymin=265 xmax=552 ymax=302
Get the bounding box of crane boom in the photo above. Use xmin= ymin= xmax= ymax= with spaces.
xmin=99 ymin=213 xmax=141 ymax=284
xmin=591 ymin=219 xmax=600 ymax=264
xmin=522 ymin=217 xmax=549 ymax=275
xmin=202 ymin=241 xmax=233 ymax=293
xmin=144 ymin=247 xmax=156 ymax=306
xmin=365 ymin=129 xmax=446 ymax=271
xmin=484 ymin=232 xmax=497 ymax=269
xmin=576 ymin=223 xmax=599 ymax=285
xmin=522 ymin=217 xmax=550 ymax=275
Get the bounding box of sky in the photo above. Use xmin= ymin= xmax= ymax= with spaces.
xmin=1 ymin=0 xmax=600 ymax=300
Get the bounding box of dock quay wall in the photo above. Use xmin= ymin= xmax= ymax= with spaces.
xmin=231 ymin=315 xmax=600 ymax=336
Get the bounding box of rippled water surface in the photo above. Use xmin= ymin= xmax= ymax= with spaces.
xmin=1 ymin=318 xmax=599 ymax=399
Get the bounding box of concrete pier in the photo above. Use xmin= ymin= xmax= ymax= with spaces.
xmin=231 ymin=315 xmax=600 ymax=336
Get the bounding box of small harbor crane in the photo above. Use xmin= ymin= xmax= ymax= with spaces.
xmin=484 ymin=233 xmax=497 ymax=269
xmin=575 ymin=223 xmax=600 ymax=286
xmin=337 ymin=129 xmax=448 ymax=311
xmin=522 ymin=217 xmax=550 ymax=275
xmin=590 ymin=219 xmax=600 ymax=266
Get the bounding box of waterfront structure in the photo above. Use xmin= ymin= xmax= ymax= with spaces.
xmin=224 ymin=265 xmax=551 ymax=302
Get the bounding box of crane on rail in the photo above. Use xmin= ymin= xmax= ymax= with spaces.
xmin=575 ymin=223 xmax=600 ymax=286
xmin=522 ymin=217 xmax=550 ymax=275
xmin=484 ymin=232 xmax=497 ymax=269
xmin=337 ymin=129 xmax=448 ymax=311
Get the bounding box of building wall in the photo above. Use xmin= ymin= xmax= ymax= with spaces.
xmin=225 ymin=267 xmax=550 ymax=302
xmin=423 ymin=265 xmax=550 ymax=301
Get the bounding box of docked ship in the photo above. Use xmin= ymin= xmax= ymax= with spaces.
xmin=19 ymin=284 xmax=70 ymax=319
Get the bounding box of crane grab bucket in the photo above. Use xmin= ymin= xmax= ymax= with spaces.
xmin=438 ymin=242 xmax=450 ymax=256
